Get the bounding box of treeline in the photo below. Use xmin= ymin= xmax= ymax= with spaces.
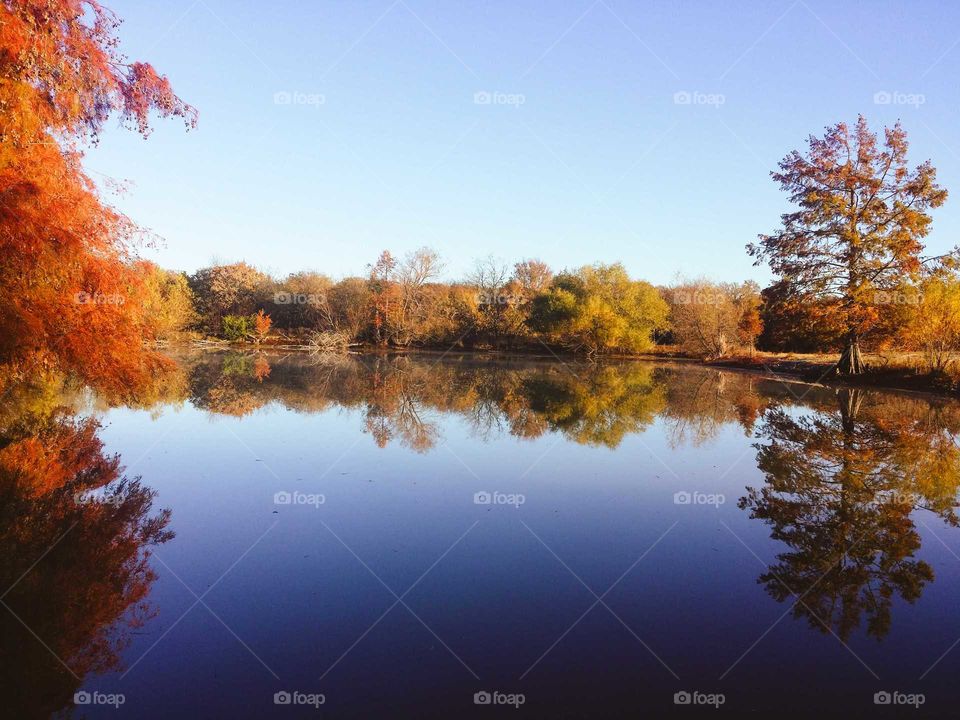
xmin=140 ymin=252 xmax=770 ymax=356
xmin=140 ymin=249 xmax=960 ymax=374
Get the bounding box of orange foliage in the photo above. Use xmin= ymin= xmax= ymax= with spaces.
xmin=254 ymin=309 xmax=272 ymax=342
xmin=0 ymin=0 xmax=195 ymax=391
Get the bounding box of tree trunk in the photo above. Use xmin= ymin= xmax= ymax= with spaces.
xmin=837 ymin=334 xmax=865 ymax=375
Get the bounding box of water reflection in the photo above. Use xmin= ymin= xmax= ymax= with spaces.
xmin=4 ymin=352 xmax=960 ymax=715
xmin=0 ymin=378 xmax=173 ymax=718
xmin=175 ymin=351 xmax=960 ymax=641
xmin=741 ymin=388 xmax=960 ymax=639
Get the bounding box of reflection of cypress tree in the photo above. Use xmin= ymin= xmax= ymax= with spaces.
xmin=740 ymin=388 xmax=960 ymax=640
xmin=0 ymin=390 xmax=172 ymax=718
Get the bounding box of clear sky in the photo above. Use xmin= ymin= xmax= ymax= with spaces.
xmin=86 ymin=0 xmax=960 ymax=285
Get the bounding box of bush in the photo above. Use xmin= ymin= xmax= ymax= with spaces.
xmin=222 ymin=315 xmax=252 ymax=341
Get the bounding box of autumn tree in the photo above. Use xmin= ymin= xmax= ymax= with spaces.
xmin=394 ymin=247 xmax=443 ymax=345
xmin=667 ymin=280 xmax=761 ymax=358
xmin=188 ymin=262 xmax=271 ymax=335
xmin=328 ymin=277 xmax=370 ymax=340
xmin=138 ymin=262 xmax=197 ymax=341
xmin=0 ymin=0 xmax=195 ymax=390
xmin=272 ymin=271 xmax=333 ymax=330
xmin=901 ymin=271 xmax=960 ymax=372
xmin=749 ymin=117 xmax=948 ymax=374
xmin=469 ymin=256 xmax=523 ymax=344
xmin=512 ymin=259 xmax=553 ymax=301
xmin=253 ymin=309 xmax=272 ymax=343
xmin=367 ymin=251 xmax=397 ymax=345
xmin=530 ymin=264 xmax=669 ymax=355
xmin=759 ymin=280 xmax=846 ymax=353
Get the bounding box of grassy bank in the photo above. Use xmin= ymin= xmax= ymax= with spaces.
xmin=700 ymin=350 xmax=959 ymax=397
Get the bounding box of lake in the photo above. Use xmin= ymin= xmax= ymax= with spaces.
xmin=5 ymin=351 xmax=960 ymax=717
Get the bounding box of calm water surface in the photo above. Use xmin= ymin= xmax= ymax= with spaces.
xmin=7 ymin=351 xmax=960 ymax=717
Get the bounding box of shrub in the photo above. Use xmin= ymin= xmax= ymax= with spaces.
xmin=222 ymin=315 xmax=252 ymax=341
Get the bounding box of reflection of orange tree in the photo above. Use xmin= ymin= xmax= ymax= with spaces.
xmin=0 ymin=387 xmax=173 ymax=718
xmin=740 ymin=389 xmax=960 ymax=639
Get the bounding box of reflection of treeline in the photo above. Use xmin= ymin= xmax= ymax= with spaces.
xmin=156 ymin=352 xmax=829 ymax=451
xmin=0 ymin=377 xmax=173 ymax=717
xmin=173 ymin=352 xmax=674 ymax=451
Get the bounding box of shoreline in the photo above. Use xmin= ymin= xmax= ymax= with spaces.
xmin=172 ymin=340 xmax=960 ymax=401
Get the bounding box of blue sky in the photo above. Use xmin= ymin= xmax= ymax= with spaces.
xmin=86 ymin=0 xmax=960 ymax=285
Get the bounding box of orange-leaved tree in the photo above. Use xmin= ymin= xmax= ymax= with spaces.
xmin=749 ymin=117 xmax=948 ymax=374
xmin=0 ymin=0 xmax=196 ymax=394
xmin=253 ymin=309 xmax=272 ymax=343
